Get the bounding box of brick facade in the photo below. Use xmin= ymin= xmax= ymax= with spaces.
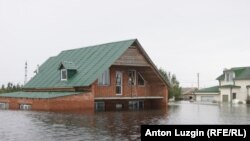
xmin=0 ymin=66 xmax=168 ymax=112
xmin=95 ymin=66 xmax=166 ymax=97
xmin=0 ymin=92 xmax=94 ymax=112
xmin=94 ymin=66 xmax=168 ymax=111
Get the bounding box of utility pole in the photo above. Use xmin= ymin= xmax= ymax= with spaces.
xmin=24 ymin=61 xmax=27 ymax=85
xmin=197 ymin=73 xmax=199 ymax=89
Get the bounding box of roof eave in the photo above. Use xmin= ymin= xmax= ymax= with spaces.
xmin=134 ymin=39 xmax=170 ymax=87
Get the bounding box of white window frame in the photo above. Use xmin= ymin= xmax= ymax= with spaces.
xmin=0 ymin=102 xmax=9 ymax=109
xmin=20 ymin=104 xmax=32 ymax=110
xmin=61 ymin=69 xmax=67 ymax=81
xmin=128 ymin=70 xmax=136 ymax=86
xmin=137 ymin=72 xmax=145 ymax=86
xmin=116 ymin=71 xmax=123 ymax=95
xmin=98 ymin=69 xmax=110 ymax=86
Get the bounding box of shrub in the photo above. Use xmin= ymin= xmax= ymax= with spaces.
xmin=238 ymin=101 xmax=243 ymax=104
xmin=246 ymin=99 xmax=250 ymax=104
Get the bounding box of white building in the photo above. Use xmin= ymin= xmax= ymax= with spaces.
xmin=195 ymin=86 xmax=220 ymax=103
xmin=195 ymin=67 xmax=250 ymax=104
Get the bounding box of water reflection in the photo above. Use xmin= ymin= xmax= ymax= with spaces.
xmin=0 ymin=102 xmax=250 ymax=141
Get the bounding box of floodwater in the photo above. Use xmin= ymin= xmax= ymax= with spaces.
xmin=1 ymin=101 xmax=250 ymax=141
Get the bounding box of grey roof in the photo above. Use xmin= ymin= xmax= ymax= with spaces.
xmin=181 ymin=87 xmax=197 ymax=95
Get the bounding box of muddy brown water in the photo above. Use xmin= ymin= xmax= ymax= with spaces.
xmin=0 ymin=101 xmax=250 ymax=141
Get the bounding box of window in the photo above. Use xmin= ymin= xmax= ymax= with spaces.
xmin=116 ymin=71 xmax=122 ymax=95
xmin=95 ymin=102 xmax=105 ymax=111
xmin=129 ymin=101 xmax=144 ymax=110
xmin=225 ymin=73 xmax=229 ymax=81
xmin=0 ymin=102 xmax=9 ymax=109
xmin=61 ymin=69 xmax=67 ymax=81
xmin=137 ymin=72 xmax=145 ymax=86
xmin=128 ymin=70 xmax=136 ymax=85
xmin=20 ymin=104 xmax=32 ymax=110
xmin=233 ymin=93 xmax=236 ymax=99
xmin=98 ymin=69 xmax=110 ymax=85
xmin=116 ymin=104 xmax=123 ymax=110
xmin=225 ymin=72 xmax=234 ymax=82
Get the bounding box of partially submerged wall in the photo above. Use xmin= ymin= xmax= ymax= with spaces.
xmin=0 ymin=92 xmax=94 ymax=112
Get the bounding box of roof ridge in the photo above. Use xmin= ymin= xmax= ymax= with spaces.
xmin=60 ymin=38 xmax=137 ymax=53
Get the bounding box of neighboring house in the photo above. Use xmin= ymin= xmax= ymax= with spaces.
xmin=217 ymin=67 xmax=250 ymax=104
xmin=195 ymin=86 xmax=220 ymax=102
xmin=0 ymin=39 xmax=169 ymax=111
xmin=195 ymin=67 xmax=250 ymax=104
xmin=181 ymin=87 xmax=197 ymax=100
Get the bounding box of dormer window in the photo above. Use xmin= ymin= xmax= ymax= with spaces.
xmin=225 ymin=71 xmax=234 ymax=82
xmin=61 ymin=69 xmax=67 ymax=81
xmin=58 ymin=61 xmax=77 ymax=81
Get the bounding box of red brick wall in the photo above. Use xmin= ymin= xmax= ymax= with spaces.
xmin=95 ymin=66 xmax=166 ymax=97
xmin=94 ymin=66 xmax=168 ymax=110
xmin=95 ymin=99 xmax=165 ymax=111
xmin=0 ymin=92 xmax=94 ymax=112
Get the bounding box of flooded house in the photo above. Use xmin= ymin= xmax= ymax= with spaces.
xmin=195 ymin=67 xmax=250 ymax=104
xmin=0 ymin=39 xmax=169 ymax=111
xmin=181 ymin=87 xmax=197 ymax=101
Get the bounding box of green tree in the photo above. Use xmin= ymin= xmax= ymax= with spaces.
xmin=0 ymin=82 xmax=23 ymax=93
xmin=16 ymin=83 xmax=22 ymax=91
xmin=159 ymin=68 xmax=182 ymax=99
xmin=0 ymin=85 xmax=5 ymax=93
xmin=1 ymin=84 xmax=5 ymax=90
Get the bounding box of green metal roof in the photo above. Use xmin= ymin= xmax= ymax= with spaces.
xmin=195 ymin=86 xmax=220 ymax=93
xmin=59 ymin=61 xmax=77 ymax=70
xmin=24 ymin=39 xmax=136 ymax=88
xmin=0 ymin=91 xmax=83 ymax=99
xmin=216 ymin=67 xmax=250 ymax=80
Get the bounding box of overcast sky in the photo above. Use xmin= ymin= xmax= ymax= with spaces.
xmin=0 ymin=0 xmax=250 ymax=88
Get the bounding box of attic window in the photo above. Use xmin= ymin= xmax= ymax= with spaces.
xmin=61 ymin=69 xmax=67 ymax=81
xmin=225 ymin=72 xmax=234 ymax=82
xmin=128 ymin=70 xmax=136 ymax=85
xmin=137 ymin=72 xmax=145 ymax=86
xmin=98 ymin=69 xmax=110 ymax=85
